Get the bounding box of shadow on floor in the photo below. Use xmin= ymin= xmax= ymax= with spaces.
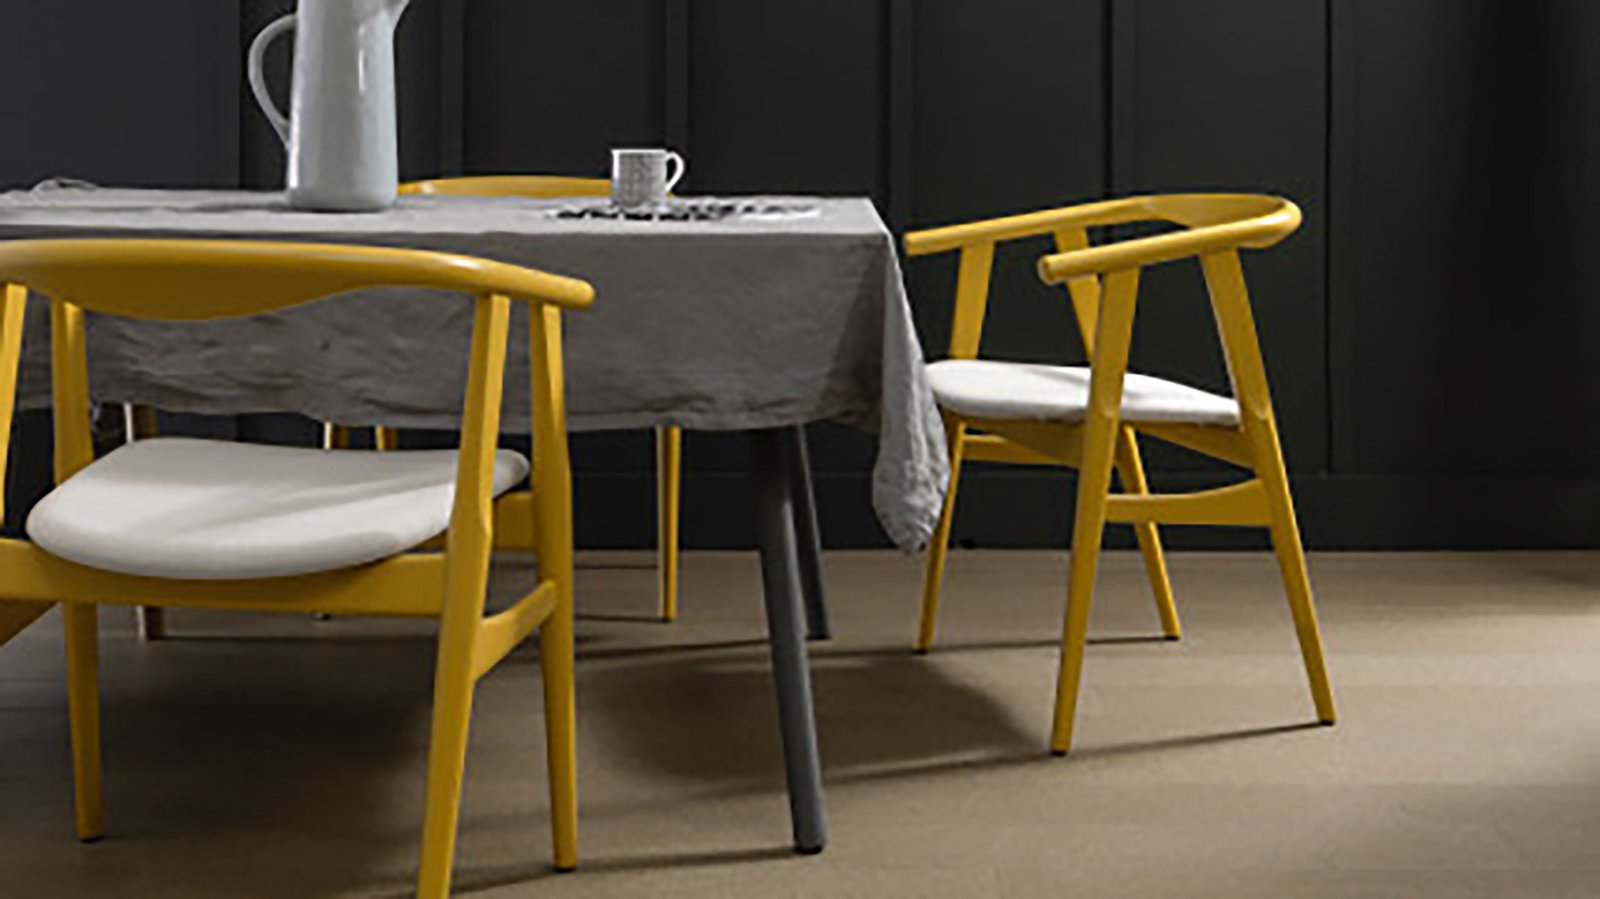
xmin=77 ymin=655 xmax=434 ymax=897
xmin=580 ymin=640 xmax=1033 ymax=789
xmin=842 ymin=634 xmax=1178 ymax=656
xmin=1065 ymin=720 xmax=1329 ymax=762
xmin=446 ymin=846 xmax=797 ymax=895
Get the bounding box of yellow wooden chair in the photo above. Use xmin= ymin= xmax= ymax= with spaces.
xmin=904 ymin=194 xmax=1336 ymax=754
xmin=325 ymin=175 xmax=686 ymax=623
xmin=0 ymin=238 xmax=591 ymax=896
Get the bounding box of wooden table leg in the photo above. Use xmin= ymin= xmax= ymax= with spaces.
xmin=749 ymin=427 xmax=827 ymax=855
xmin=781 ymin=425 xmax=831 ymax=641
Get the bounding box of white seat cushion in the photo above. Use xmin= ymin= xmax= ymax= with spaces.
xmin=926 ymin=359 xmax=1240 ymax=426
xmin=26 ymin=438 xmax=530 ymax=580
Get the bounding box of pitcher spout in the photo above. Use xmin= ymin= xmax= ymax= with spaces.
xmin=356 ymin=0 xmax=411 ymax=27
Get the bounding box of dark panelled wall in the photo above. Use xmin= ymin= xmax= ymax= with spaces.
xmin=1 ymin=2 xmax=1596 ymax=549
xmin=1325 ymin=0 xmax=1600 ymax=547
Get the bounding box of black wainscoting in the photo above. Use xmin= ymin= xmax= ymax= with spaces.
xmin=2 ymin=1 xmax=1596 ymax=550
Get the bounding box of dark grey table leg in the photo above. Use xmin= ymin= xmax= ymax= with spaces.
xmin=749 ymin=428 xmax=827 ymax=855
xmin=782 ymin=425 xmax=832 ymax=641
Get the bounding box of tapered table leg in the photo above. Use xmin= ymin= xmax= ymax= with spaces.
xmin=749 ymin=428 xmax=827 ymax=854
xmin=781 ymin=425 xmax=831 ymax=641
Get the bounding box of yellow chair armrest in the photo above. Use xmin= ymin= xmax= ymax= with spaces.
xmin=1036 ymin=199 xmax=1301 ymax=282
xmin=905 ymin=193 xmax=1302 ymax=264
xmin=903 ymin=197 xmax=1148 ymax=256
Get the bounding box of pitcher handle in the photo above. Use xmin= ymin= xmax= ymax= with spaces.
xmin=247 ymin=13 xmax=297 ymax=148
xmin=665 ymin=151 xmax=687 ymax=193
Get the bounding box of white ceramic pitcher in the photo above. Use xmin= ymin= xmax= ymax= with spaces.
xmin=248 ymin=0 xmax=412 ymax=212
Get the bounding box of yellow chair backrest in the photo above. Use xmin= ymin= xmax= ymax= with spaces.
xmin=903 ymin=193 xmax=1300 ymax=361
xmin=328 ymin=177 xmax=607 ymax=456
xmin=0 ymin=238 xmax=592 ymax=322
xmin=401 ymin=175 xmax=611 ymax=199
xmin=0 ymin=238 xmax=593 ymax=515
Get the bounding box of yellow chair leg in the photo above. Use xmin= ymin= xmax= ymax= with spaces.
xmin=64 ymin=602 xmax=103 ymax=842
xmin=656 ymin=426 xmax=682 ymax=622
xmin=416 ymin=619 xmax=481 ymax=898
xmin=125 ymin=405 xmax=167 ymax=642
xmin=1051 ymin=268 xmax=1138 ymax=756
xmin=915 ymin=419 xmax=967 ymax=653
xmin=1248 ymin=421 xmax=1336 ymax=725
xmin=1200 ymin=249 xmax=1334 ymax=726
xmin=1049 ymin=420 xmax=1119 ymax=755
xmin=135 ymin=606 xmax=166 ymax=641
xmin=323 ymin=423 xmax=353 ymax=450
xmin=540 ymin=595 xmax=579 ymax=871
xmin=1113 ymin=427 xmax=1181 ymax=640
xmin=375 ymin=426 xmax=401 ymax=451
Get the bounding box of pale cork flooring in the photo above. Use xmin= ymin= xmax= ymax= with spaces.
xmin=4 ymin=550 xmax=1600 ymax=897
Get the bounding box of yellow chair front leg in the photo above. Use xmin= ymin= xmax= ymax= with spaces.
xmin=916 ymin=418 xmax=967 ymax=653
xmin=540 ymin=595 xmax=578 ymax=871
xmin=64 ymin=602 xmax=103 ymax=842
xmin=416 ymin=612 xmax=483 ymax=898
xmin=1113 ymin=427 xmax=1181 ymax=640
xmin=1050 ymin=419 xmax=1119 ymax=755
xmin=1051 ymin=268 xmax=1139 ymax=756
xmin=412 ymin=569 xmax=486 ymax=889
xmin=656 ymin=426 xmax=682 ymax=622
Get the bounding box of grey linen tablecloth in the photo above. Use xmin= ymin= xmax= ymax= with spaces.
xmin=0 ymin=187 xmax=947 ymax=550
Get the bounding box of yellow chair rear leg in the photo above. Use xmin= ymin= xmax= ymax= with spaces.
xmin=540 ymin=596 xmax=578 ymax=871
xmin=915 ymin=418 xmax=967 ymax=653
xmin=322 ymin=422 xmax=353 ymax=450
xmin=135 ymin=607 xmax=166 ymax=641
xmin=64 ymin=602 xmax=103 ymax=841
xmin=656 ymin=425 xmax=682 ymax=622
xmin=1201 ymin=250 xmax=1335 ymax=727
xmin=1113 ymin=427 xmax=1181 ymax=640
xmin=1248 ymin=420 xmax=1336 ymax=725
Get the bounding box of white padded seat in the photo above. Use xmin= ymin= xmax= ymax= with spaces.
xmin=26 ymin=437 xmax=530 ymax=580
xmin=927 ymin=359 xmax=1240 ymax=426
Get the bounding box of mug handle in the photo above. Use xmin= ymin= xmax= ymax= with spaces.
xmin=247 ymin=13 xmax=297 ymax=148
xmin=665 ymin=151 xmax=687 ymax=193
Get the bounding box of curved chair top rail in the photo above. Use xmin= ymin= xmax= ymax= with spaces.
xmin=903 ymin=194 xmax=1301 ymax=280
xmin=0 ymin=238 xmax=595 ymax=322
xmin=401 ymin=175 xmax=611 ymax=198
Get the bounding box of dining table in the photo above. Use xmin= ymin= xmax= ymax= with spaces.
xmin=0 ymin=183 xmax=950 ymax=854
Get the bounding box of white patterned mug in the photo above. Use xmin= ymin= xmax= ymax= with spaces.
xmin=611 ymin=148 xmax=686 ymax=210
